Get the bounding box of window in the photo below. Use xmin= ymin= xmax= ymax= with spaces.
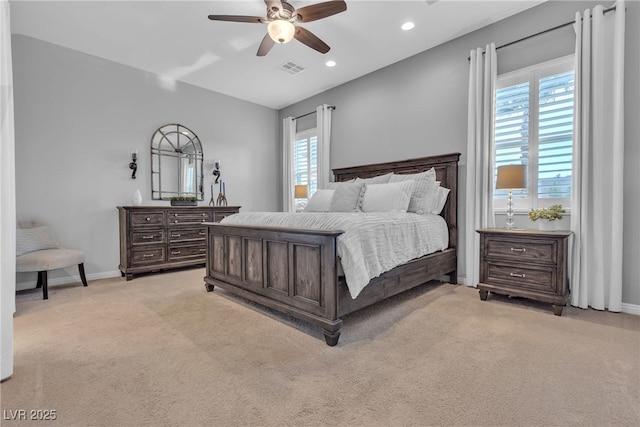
xmin=293 ymin=128 xmax=317 ymax=210
xmin=494 ymin=56 xmax=574 ymax=212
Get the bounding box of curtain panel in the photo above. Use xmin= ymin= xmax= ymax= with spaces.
xmin=282 ymin=117 xmax=296 ymax=212
xmin=1 ymin=0 xmax=16 ymax=380
xmin=571 ymin=1 xmax=625 ymax=311
xmin=464 ymin=44 xmax=497 ymax=288
xmin=316 ymin=104 xmax=333 ymax=189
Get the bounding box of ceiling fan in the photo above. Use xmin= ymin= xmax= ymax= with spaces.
xmin=208 ymin=0 xmax=347 ymax=56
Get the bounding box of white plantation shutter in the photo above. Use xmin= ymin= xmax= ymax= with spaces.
xmin=538 ymin=71 xmax=574 ymax=201
xmin=494 ymin=56 xmax=574 ymax=210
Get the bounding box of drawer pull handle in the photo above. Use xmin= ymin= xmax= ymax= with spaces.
xmin=174 ymin=220 xmax=179 ymax=224
xmin=199 ymin=232 xmax=206 ymax=236
xmin=174 ymin=213 xmax=179 ymax=217
xmin=143 ymin=254 xmax=154 ymax=258
xmin=172 ymin=234 xmax=181 ymax=238
xmin=142 ymin=235 xmax=155 ymax=240
xmin=510 ymin=272 xmax=526 ymax=278
xmin=146 ymin=217 xmax=151 ymax=221
xmin=510 ymin=247 xmax=526 ymax=252
xmin=171 ymin=251 xmax=181 ymax=255
xmin=199 ymin=248 xmax=206 ymax=252
xmin=202 ymin=213 xmax=206 ymax=217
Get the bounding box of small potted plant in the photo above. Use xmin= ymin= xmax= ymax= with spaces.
xmin=169 ymin=196 xmax=198 ymax=206
xmin=528 ymin=204 xmax=565 ymax=230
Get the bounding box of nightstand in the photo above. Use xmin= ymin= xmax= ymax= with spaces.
xmin=476 ymin=228 xmax=572 ymax=316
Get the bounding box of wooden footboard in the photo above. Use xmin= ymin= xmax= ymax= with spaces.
xmin=204 ymin=223 xmax=345 ymax=345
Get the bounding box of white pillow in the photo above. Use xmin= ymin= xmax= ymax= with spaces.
xmin=328 ymin=182 xmax=365 ymax=212
xmin=361 ymin=181 xmax=415 ymax=213
xmin=388 ymin=168 xmax=438 ymax=215
xmin=16 ymin=226 xmax=58 ymax=256
xmin=304 ymin=189 xmax=334 ymax=212
xmin=431 ymin=186 xmax=450 ymax=215
xmin=354 ymin=173 xmax=393 ymax=185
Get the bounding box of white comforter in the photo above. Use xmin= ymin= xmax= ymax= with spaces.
xmin=220 ymin=212 xmax=448 ymax=299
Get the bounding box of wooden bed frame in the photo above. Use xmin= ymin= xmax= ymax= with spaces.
xmin=204 ymin=152 xmax=460 ymax=345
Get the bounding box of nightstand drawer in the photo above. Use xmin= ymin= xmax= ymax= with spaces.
xmin=485 ymin=262 xmax=557 ymax=294
xmin=484 ymin=237 xmax=557 ymax=265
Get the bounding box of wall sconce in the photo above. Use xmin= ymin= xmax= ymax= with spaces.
xmin=496 ymin=164 xmax=526 ymax=229
xmin=129 ymin=149 xmax=138 ymax=179
xmin=213 ymin=160 xmax=221 ymax=184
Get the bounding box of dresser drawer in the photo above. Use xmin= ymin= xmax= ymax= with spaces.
xmin=166 ymin=210 xmax=212 ymax=225
xmin=168 ymin=227 xmax=207 ymax=243
xmin=168 ymin=244 xmax=207 ymax=262
xmin=484 ymin=236 xmax=557 ymax=265
xmin=131 ymin=212 xmax=164 ymax=227
xmin=485 ymin=262 xmax=557 ymax=294
xmin=131 ymin=229 xmax=165 ymax=245
xmin=131 ymin=246 xmax=166 ymax=265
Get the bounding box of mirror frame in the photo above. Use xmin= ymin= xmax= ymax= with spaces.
xmin=150 ymin=124 xmax=204 ymax=201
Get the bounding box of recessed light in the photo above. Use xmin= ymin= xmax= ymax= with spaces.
xmin=402 ymin=22 xmax=415 ymax=31
xmin=326 ymin=60 xmax=336 ymax=67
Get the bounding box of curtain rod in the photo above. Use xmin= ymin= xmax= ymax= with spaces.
xmin=293 ymin=105 xmax=336 ymax=120
xmin=469 ymin=4 xmax=618 ymax=60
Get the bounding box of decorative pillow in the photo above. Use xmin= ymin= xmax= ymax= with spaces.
xmin=328 ymin=182 xmax=365 ymax=212
xmin=361 ymin=181 xmax=415 ymax=213
xmin=388 ymin=168 xmax=438 ymax=215
xmin=354 ymin=173 xmax=393 ymax=185
xmin=304 ymin=189 xmax=335 ymax=212
xmin=16 ymin=226 xmax=58 ymax=256
xmin=431 ymin=186 xmax=450 ymax=215
xmin=326 ymin=178 xmax=355 ymax=189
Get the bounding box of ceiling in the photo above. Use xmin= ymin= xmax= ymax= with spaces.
xmin=9 ymin=0 xmax=545 ymax=110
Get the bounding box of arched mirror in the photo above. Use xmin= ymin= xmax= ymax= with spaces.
xmin=151 ymin=124 xmax=204 ymax=200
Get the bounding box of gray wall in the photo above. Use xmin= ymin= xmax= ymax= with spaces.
xmin=12 ymin=35 xmax=279 ymax=289
xmin=278 ymin=1 xmax=640 ymax=307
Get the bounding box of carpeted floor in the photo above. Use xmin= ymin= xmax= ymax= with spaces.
xmin=2 ymin=268 xmax=639 ymax=426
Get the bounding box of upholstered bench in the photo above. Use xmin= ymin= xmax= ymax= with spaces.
xmin=16 ymin=225 xmax=88 ymax=300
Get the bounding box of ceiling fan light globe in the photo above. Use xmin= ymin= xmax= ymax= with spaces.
xmin=268 ymin=20 xmax=295 ymax=44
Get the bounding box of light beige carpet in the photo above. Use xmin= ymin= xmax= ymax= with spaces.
xmin=2 ymin=268 xmax=639 ymax=427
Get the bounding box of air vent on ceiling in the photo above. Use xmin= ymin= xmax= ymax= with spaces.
xmin=277 ymin=61 xmax=305 ymax=75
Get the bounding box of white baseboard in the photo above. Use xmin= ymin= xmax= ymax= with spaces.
xmin=621 ymin=303 xmax=640 ymax=316
xmin=16 ymin=270 xmax=122 ymax=292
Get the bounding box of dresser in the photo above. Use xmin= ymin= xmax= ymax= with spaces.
xmin=477 ymin=228 xmax=572 ymax=315
xmin=118 ymin=206 xmax=240 ymax=280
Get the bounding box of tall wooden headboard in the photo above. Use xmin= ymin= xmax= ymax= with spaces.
xmin=332 ymin=152 xmax=460 ymax=250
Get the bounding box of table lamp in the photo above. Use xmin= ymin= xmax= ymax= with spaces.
xmin=496 ymin=165 xmax=526 ymax=229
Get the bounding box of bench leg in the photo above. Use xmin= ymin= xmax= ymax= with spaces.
xmin=78 ymin=263 xmax=88 ymax=286
xmin=39 ymin=271 xmax=48 ymax=300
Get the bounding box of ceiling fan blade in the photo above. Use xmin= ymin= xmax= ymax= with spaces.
xmin=294 ymin=27 xmax=330 ymax=54
xmin=264 ymin=0 xmax=284 ymax=14
xmin=257 ymin=33 xmax=276 ymax=56
xmin=208 ymin=15 xmax=264 ymax=23
xmin=294 ymin=1 xmax=347 ymax=23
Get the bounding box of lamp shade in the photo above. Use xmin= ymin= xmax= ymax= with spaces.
xmin=268 ymin=20 xmax=295 ymax=44
xmin=496 ymin=165 xmax=526 ymax=190
xmin=294 ymin=184 xmax=308 ymax=199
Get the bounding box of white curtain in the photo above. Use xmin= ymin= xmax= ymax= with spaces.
xmin=571 ymin=2 xmax=625 ymax=311
xmin=316 ymin=104 xmax=333 ymax=189
xmin=0 ymin=0 xmax=16 ymax=381
xmin=465 ymin=44 xmax=497 ymax=287
xmin=282 ymin=116 xmax=296 ymax=212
